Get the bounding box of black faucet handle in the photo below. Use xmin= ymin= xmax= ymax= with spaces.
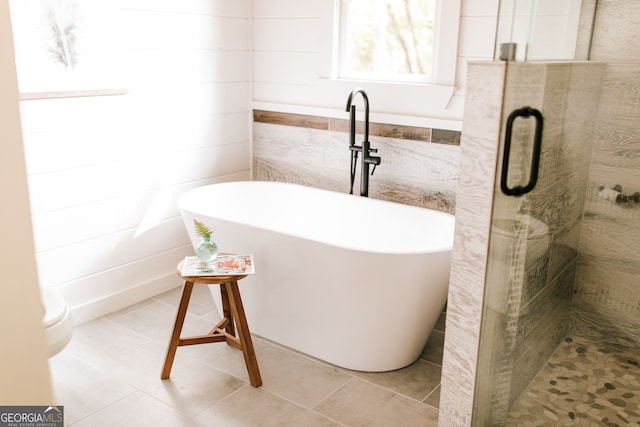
xmin=369 ymin=147 xmax=378 ymax=154
xmin=366 ymin=155 xmax=381 ymax=165
xmin=366 ymin=155 xmax=381 ymax=176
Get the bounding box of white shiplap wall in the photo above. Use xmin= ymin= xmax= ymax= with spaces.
xmin=15 ymin=0 xmax=251 ymax=324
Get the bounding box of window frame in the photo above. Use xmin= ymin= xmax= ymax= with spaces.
xmin=334 ymin=0 xmax=460 ymax=87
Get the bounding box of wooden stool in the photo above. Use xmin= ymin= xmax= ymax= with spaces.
xmin=161 ymin=259 xmax=262 ymax=387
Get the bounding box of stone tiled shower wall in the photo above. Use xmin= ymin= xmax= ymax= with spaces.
xmin=439 ymin=62 xmax=506 ymax=426
xmin=573 ymin=0 xmax=640 ymax=347
xmin=252 ymin=111 xmax=460 ymax=214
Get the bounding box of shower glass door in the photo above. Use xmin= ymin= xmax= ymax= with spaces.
xmin=472 ymin=1 xmax=602 ymax=424
xmin=494 ymin=0 xmax=597 ymax=61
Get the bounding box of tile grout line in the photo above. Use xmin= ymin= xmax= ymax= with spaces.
xmin=258 ymin=383 xmax=350 ymax=427
xmin=421 ymin=384 xmax=441 ymax=409
xmin=191 ymin=383 xmax=251 ymax=419
xmin=311 ymin=376 xmax=355 ymax=410
xmin=253 ymin=333 xmax=443 ymax=406
xmin=68 ymin=389 xmax=140 ymax=426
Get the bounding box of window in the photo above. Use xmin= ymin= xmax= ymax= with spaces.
xmin=332 ymin=0 xmax=461 ymax=86
xmin=319 ymin=0 xmax=461 ymax=122
xmin=339 ymin=0 xmax=436 ymax=83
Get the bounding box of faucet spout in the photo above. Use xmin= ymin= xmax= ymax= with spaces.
xmin=345 ymin=88 xmax=369 ymax=143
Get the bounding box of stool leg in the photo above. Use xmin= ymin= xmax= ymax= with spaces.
xmin=225 ymin=280 xmax=262 ymax=387
xmin=219 ymin=282 xmax=235 ymax=337
xmin=161 ymin=281 xmax=194 ymax=379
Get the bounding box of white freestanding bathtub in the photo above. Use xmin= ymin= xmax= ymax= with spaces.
xmin=178 ymin=181 xmax=455 ymax=372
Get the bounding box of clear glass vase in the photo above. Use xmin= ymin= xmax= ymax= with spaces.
xmin=196 ymin=236 xmax=218 ymax=263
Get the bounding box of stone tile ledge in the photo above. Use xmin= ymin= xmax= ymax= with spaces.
xmin=253 ymin=110 xmax=461 ymax=146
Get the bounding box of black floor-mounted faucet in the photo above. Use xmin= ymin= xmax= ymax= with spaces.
xmin=345 ymin=88 xmax=381 ymax=197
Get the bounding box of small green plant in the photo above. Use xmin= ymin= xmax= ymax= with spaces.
xmin=193 ymin=219 xmax=213 ymax=239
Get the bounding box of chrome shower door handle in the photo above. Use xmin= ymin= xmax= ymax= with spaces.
xmin=500 ymin=106 xmax=544 ymax=196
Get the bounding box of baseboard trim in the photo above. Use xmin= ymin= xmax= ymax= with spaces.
xmin=69 ymin=273 xmax=183 ymax=325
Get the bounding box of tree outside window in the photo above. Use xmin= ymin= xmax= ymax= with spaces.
xmin=340 ymin=0 xmax=436 ymax=82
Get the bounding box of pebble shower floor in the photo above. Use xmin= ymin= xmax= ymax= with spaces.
xmin=507 ymin=336 xmax=640 ymax=426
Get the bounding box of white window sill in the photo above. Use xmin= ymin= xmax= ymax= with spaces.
xmin=317 ymin=77 xmax=460 ymax=129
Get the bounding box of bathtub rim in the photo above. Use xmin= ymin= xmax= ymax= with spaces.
xmin=178 ymin=180 xmax=456 ymax=256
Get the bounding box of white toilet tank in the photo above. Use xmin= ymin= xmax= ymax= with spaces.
xmin=42 ymin=287 xmax=74 ymax=357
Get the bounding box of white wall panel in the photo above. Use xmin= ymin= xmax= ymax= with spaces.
xmin=70 ymin=271 xmax=185 ymax=325
xmin=253 ymin=51 xmax=320 ymax=85
xmin=131 ymin=82 xmax=250 ymax=117
xmin=18 ymin=96 xmax=129 ymax=134
xmin=254 ymin=81 xmax=331 ymax=107
xmin=32 ymin=180 xmax=203 ymax=253
xmin=253 ymin=0 xmax=323 ymax=18
xmin=461 ymin=0 xmax=501 ymax=16
xmin=22 ymin=130 xmax=130 ymax=175
xmin=458 ymin=16 xmax=499 ymax=58
xmin=120 ymin=12 xmax=248 ymax=50
xmin=27 ymin=142 xmax=249 ymax=214
xmin=122 ymin=50 xmax=250 ymax=84
xmin=145 ymin=112 xmax=250 ymax=150
xmin=23 ymin=112 xmax=249 ymax=177
xmin=121 ymin=0 xmax=249 ymax=17
xmin=12 ymin=0 xmax=251 ymax=323
xmin=253 ymin=19 xmax=320 ymax=52
xmin=59 ymin=249 xmax=189 ymax=309
xmin=31 ymin=171 xmax=247 ymax=256
xmin=36 ymin=217 xmax=188 ymax=287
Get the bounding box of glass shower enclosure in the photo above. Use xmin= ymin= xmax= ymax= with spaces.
xmin=467 ymin=0 xmax=639 ymax=425
xmin=472 ymin=60 xmax=605 ymax=424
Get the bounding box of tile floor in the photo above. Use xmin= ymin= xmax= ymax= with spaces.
xmin=50 ymin=284 xmax=445 ymax=426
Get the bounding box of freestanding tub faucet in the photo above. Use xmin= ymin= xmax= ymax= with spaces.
xmin=345 ymin=88 xmax=381 ymax=197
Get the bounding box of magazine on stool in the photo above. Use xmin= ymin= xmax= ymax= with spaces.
xmin=182 ymin=254 xmax=254 ymax=276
